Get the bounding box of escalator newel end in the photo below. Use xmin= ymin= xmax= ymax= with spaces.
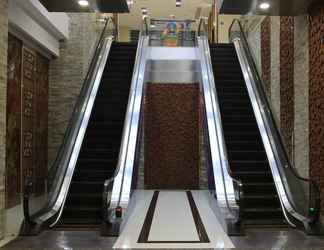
xmin=116 ymin=206 xmax=123 ymax=218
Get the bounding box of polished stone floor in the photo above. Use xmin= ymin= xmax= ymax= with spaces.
xmin=3 ymin=228 xmax=324 ymax=249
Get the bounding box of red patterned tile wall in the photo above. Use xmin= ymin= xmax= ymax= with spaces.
xmin=280 ymin=16 xmax=295 ymax=160
xmin=144 ymin=83 xmax=200 ymax=189
xmin=309 ymin=1 xmax=324 ymax=210
xmin=261 ymin=16 xmax=271 ymax=98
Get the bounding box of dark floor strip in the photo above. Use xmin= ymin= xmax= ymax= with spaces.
xmin=186 ymin=191 xmax=210 ymax=243
xmin=138 ymin=191 xmax=210 ymax=244
xmin=137 ymin=191 xmax=159 ymax=243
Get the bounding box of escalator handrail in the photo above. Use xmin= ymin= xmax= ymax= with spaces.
xmin=197 ymin=17 xmax=243 ymax=223
xmin=23 ymin=17 xmax=115 ymax=226
xmin=228 ymin=18 xmax=320 ymax=225
xmin=107 ymin=18 xmax=149 ymax=215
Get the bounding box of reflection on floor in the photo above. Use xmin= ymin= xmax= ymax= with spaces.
xmin=114 ymin=190 xmax=234 ymax=248
xmin=3 ymin=227 xmax=324 ymax=249
xmin=2 ymin=190 xmax=324 ymax=249
xmin=2 ymin=230 xmax=116 ymax=249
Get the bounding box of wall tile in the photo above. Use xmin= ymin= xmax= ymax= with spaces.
xmin=48 ymin=14 xmax=100 ymax=169
xmin=309 ymin=1 xmax=324 ymax=213
xmin=280 ymin=16 xmax=295 ymax=160
xmin=294 ymin=15 xmax=309 ymax=178
xmin=0 ymin=0 xmax=8 ymax=240
xmin=261 ymin=17 xmax=271 ymax=99
xmin=270 ymin=16 xmax=281 ymax=127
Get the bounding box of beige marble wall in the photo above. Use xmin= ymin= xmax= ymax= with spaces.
xmin=242 ymin=13 xmax=311 ymax=203
xmin=270 ymin=16 xmax=281 ymax=127
xmin=241 ymin=16 xmax=264 ymax=75
xmin=294 ymin=15 xmax=309 ymax=178
xmin=0 ymin=0 xmax=8 ymax=240
xmin=48 ymin=14 xmax=101 ymax=168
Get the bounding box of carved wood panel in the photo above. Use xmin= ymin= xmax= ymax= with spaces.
xmin=34 ymin=54 xmax=49 ymax=194
xmin=6 ymin=34 xmax=22 ymax=208
xmin=22 ymin=46 xmax=37 ymax=192
xmin=6 ymin=35 xmax=50 ymax=207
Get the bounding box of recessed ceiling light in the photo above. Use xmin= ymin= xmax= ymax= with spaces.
xmin=141 ymin=7 xmax=148 ymax=15
xmin=78 ymin=0 xmax=89 ymax=7
xmin=259 ymin=2 xmax=270 ymax=10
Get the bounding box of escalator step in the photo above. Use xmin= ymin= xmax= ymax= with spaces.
xmin=210 ymin=43 xmax=284 ymax=225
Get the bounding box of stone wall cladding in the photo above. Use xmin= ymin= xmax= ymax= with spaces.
xmin=309 ymin=1 xmax=324 ymax=211
xmin=294 ymin=15 xmax=309 ymax=178
xmin=0 ymin=0 xmax=8 ymax=240
xmin=144 ymin=83 xmax=200 ymax=189
xmin=280 ymin=16 xmax=295 ymax=160
xmin=261 ymin=17 xmax=271 ymax=99
xmin=270 ymin=17 xmax=281 ymax=126
xmin=48 ymin=14 xmax=100 ymax=168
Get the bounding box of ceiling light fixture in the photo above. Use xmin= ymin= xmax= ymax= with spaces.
xmin=78 ymin=0 xmax=89 ymax=7
xmin=141 ymin=7 xmax=148 ymax=15
xmin=259 ymin=2 xmax=270 ymax=10
xmin=176 ymin=0 xmax=181 ymax=7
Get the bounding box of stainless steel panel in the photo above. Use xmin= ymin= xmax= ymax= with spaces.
xmin=109 ymin=35 xmax=149 ymax=218
xmin=197 ymin=35 xmax=239 ymax=232
xmin=146 ymin=60 xmax=200 ymax=83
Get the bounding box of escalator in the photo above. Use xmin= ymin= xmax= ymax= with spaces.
xmin=20 ymin=17 xmax=141 ymax=234
xmin=210 ymin=43 xmax=284 ymax=225
xmin=58 ymin=42 xmax=137 ymax=226
xmin=197 ymin=18 xmax=321 ymax=235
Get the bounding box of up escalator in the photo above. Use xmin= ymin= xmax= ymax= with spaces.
xmin=58 ymin=42 xmax=137 ymax=226
xmin=210 ymin=43 xmax=284 ymax=225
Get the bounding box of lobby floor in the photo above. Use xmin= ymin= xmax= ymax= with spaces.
xmin=3 ymin=229 xmax=324 ymax=249
xmin=2 ymin=190 xmax=324 ymax=249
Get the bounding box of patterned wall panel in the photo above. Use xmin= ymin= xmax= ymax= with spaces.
xmin=5 ymin=34 xmax=22 ymax=208
xmin=309 ymin=1 xmax=324 ymax=210
xmin=22 ymin=47 xmax=36 ymax=191
xmin=280 ymin=16 xmax=295 ymax=160
xmin=261 ymin=16 xmax=271 ymax=99
xmin=34 ymin=54 xmax=49 ymax=195
xmin=144 ymin=83 xmax=200 ymax=189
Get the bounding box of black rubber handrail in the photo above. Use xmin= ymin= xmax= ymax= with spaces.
xmin=228 ymin=18 xmax=321 ymax=225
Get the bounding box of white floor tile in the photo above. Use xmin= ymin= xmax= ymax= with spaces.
xmin=113 ymin=190 xmax=234 ymax=249
xmin=148 ymin=191 xmax=199 ymax=242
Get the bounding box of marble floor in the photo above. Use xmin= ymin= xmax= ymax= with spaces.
xmin=114 ymin=190 xmax=234 ymax=248
xmin=2 ymin=190 xmax=324 ymax=249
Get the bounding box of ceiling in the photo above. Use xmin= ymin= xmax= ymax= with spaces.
xmin=119 ymin=0 xmax=213 ymax=29
xmin=39 ymin=0 xmax=129 ymax=13
xmin=219 ymin=0 xmax=317 ymax=15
